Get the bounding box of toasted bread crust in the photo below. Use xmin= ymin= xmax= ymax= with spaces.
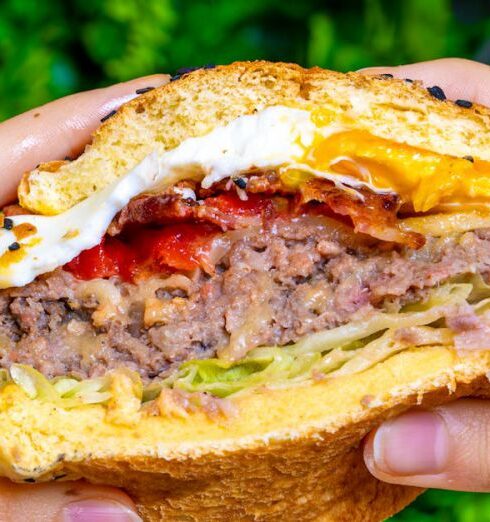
xmin=19 ymin=61 xmax=490 ymax=214
xmin=1 ymin=347 xmax=489 ymax=520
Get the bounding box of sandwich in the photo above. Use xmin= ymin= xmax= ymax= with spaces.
xmin=0 ymin=61 xmax=490 ymax=521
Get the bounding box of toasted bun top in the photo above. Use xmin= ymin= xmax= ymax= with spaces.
xmin=19 ymin=61 xmax=490 ymax=215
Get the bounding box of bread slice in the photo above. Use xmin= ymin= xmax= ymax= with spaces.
xmin=1 ymin=347 xmax=489 ymax=521
xmin=19 ymin=61 xmax=490 ymax=215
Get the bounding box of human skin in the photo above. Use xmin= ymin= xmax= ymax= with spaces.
xmin=0 ymin=58 xmax=489 ymax=520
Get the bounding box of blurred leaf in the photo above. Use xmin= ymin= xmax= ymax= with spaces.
xmin=364 ymin=0 xmax=396 ymax=57
xmin=389 ymin=490 xmax=490 ymax=521
xmin=307 ymin=13 xmax=334 ymax=67
xmin=400 ymin=0 xmax=451 ymax=62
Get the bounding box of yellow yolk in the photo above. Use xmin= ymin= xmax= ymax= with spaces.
xmin=13 ymin=223 xmax=37 ymax=241
xmin=308 ymin=130 xmax=490 ymax=212
xmin=0 ymin=248 xmax=26 ymax=271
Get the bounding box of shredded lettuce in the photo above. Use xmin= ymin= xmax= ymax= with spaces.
xmin=161 ymin=283 xmax=472 ymax=397
xmin=2 ymin=281 xmax=488 ymax=404
xmin=163 ymin=348 xmax=301 ymax=397
xmin=450 ymin=273 xmax=490 ymax=303
xmin=9 ymin=365 xmax=112 ymax=408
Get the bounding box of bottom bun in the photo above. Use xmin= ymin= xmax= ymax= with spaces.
xmin=0 ymin=346 xmax=489 ymax=521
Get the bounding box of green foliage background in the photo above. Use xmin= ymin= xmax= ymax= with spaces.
xmin=1 ymin=0 xmax=490 ymax=519
xmin=1 ymin=0 xmax=489 ymax=121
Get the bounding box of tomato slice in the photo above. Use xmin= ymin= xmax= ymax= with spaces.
xmin=204 ymin=192 xmax=271 ymax=217
xmin=65 ymin=237 xmax=135 ymax=281
xmin=136 ymin=223 xmax=218 ymax=272
xmin=65 ymin=192 xmax=270 ymax=282
xmin=66 ymin=224 xmax=219 ymax=282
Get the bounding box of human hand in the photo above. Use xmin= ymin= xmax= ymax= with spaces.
xmin=362 ymin=58 xmax=490 ymax=493
xmin=0 ymin=479 xmax=141 ymax=521
xmin=0 ymin=73 xmax=169 ymax=521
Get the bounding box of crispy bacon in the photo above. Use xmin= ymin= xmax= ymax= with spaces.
xmin=109 ymin=175 xmax=425 ymax=249
xmin=108 ymin=195 xmax=195 ymax=235
xmin=299 ymin=180 xmax=425 ymax=249
xmin=108 ymin=192 xmax=273 ymax=236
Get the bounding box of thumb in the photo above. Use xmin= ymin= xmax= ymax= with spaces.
xmin=0 ymin=479 xmax=141 ymax=521
xmin=363 ymin=399 xmax=490 ymax=492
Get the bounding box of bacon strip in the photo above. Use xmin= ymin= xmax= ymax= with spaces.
xmin=299 ymin=180 xmax=425 ymax=249
xmin=108 ymin=193 xmax=270 ymax=236
xmin=109 ymin=195 xmax=194 ymax=235
xmin=109 ymin=176 xmax=425 ymax=249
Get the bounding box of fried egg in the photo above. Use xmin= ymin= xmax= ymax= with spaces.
xmin=0 ymin=105 xmax=489 ymax=289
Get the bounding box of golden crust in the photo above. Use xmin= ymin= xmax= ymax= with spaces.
xmin=19 ymin=61 xmax=490 ymax=214
xmin=1 ymin=347 xmax=490 ymax=520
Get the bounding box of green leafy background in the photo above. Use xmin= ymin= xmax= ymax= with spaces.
xmin=1 ymin=0 xmax=490 ymax=519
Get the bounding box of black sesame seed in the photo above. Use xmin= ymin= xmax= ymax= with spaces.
xmin=100 ymin=109 xmax=117 ymax=123
xmin=456 ymin=99 xmax=473 ymax=109
xmin=379 ymin=73 xmax=393 ymax=79
xmin=135 ymin=86 xmax=155 ymax=95
xmin=233 ymin=177 xmax=247 ymax=189
xmin=8 ymin=242 xmax=20 ymax=251
xmin=404 ymin=78 xmax=414 ymax=83
xmin=54 ymin=473 xmax=68 ymax=480
xmin=3 ymin=218 xmax=13 ymax=230
xmin=427 ymin=85 xmax=446 ymax=101
xmin=184 ymin=197 xmax=198 ymax=206
xmin=23 ymin=478 xmax=36 ymax=483
xmin=463 ymin=155 xmax=474 ymax=163
xmin=175 ymin=66 xmax=200 ymax=75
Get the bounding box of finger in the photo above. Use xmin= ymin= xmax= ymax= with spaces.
xmin=0 ymin=74 xmax=169 ymax=207
xmin=0 ymin=479 xmax=141 ymax=522
xmin=364 ymin=400 xmax=490 ymax=491
xmin=358 ymin=58 xmax=490 ymax=107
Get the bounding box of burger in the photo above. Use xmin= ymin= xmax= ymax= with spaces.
xmin=0 ymin=61 xmax=490 ymax=521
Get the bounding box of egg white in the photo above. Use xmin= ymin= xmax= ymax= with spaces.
xmin=0 ymin=106 xmax=376 ymax=289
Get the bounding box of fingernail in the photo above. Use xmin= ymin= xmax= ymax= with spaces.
xmin=63 ymin=499 xmax=142 ymax=521
xmin=130 ymin=74 xmax=169 ymax=88
xmin=100 ymin=75 xmax=169 ymax=113
xmin=373 ymin=411 xmax=449 ymax=476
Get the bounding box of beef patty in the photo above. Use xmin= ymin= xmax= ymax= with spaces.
xmin=1 ymin=213 xmax=489 ymax=382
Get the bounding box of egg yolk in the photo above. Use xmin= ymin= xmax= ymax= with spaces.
xmin=308 ymin=130 xmax=490 ymax=212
